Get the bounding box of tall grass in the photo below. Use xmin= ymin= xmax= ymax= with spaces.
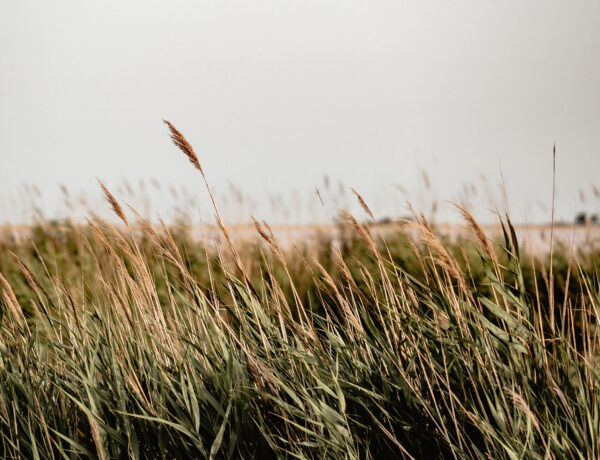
xmin=0 ymin=124 xmax=598 ymax=459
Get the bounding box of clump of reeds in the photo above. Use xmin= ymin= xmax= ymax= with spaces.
xmin=0 ymin=124 xmax=598 ymax=459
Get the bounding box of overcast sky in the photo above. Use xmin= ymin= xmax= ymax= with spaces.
xmin=1 ymin=1 xmax=599 ymax=224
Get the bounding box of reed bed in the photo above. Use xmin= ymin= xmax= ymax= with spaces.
xmin=0 ymin=123 xmax=599 ymax=459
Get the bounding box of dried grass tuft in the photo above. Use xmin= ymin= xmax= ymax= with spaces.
xmin=163 ymin=120 xmax=203 ymax=174
xmin=98 ymin=180 xmax=129 ymax=226
xmin=351 ymin=188 xmax=375 ymax=220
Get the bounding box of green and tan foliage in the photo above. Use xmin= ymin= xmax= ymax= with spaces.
xmin=0 ymin=124 xmax=598 ymax=459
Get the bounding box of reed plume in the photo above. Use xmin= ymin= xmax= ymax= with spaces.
xmin=98 ymin=179 xmax=129 ymax=226
xmin=351 ymin=188 xmax=375 ymax=220
xmin=163 ymin=120 xmax=203 ymax=174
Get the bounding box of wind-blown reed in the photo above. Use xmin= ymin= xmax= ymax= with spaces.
xmin=0 ymin=124 xmax=598 ymax=459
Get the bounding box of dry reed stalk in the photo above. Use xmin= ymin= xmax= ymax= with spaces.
xmin=86 ymin=220 xmax=138 ymax=331
xmin=344 ymin=212 xmax=380 ymax=260
xmin=158 ymin=217 xmax=183 ymax=261
xmin=315 ymin=188 xmax=325 ymax=206
xmin=87 ymin=219 xmax=126 ymax=269
xmin=56 ymin=278 xmax=84 ymax=338
xmin=88 ymin=217 xmax=157 ymax=312
xmin=455 ymin=205 xmax=498 ymax=267
xmin=454 ymin=204 xmax=510 ymax=315
xmin=263 ymin=270 xmax=290 ymax=342
xmin=163 ymin=120 xmax=254 ymax=293
xmin=253 ymin=222 xmax=322 ymax=349
xmin=128 ymin=210 xmax=193 ymax=296
xmin=356 ymin=260 xmax=395 ymax=347
xmin=11 ymin=254 xmax=55 ymax=323
xmin=549 ymin=144 xmax=556 ymax=334
xmin=102 ymin=223 xmax=171 ymax=343
xmin=98 ymin=180 xmax=129 ymax=226
xmin=0 ymin=273 xmax=24 ymax=324
xmin=163 ymin=120 xmax=203 ymax=174
xmin=351 ymin=188 xmax=375 ymax=220
xmin=405 ymin=220 xmax=464 ymax=289
xmin=509 ymin=390 xmax=543 ymax=437
xmin=331 ymin=248 xmax=360 ymax=294
xmin=88 ymin=414 xmax=106 ymax=460
xmin=252 ymin=218 xmax=284 ymax=263
xmin=125 ymin=204 xmax=168 ymax=251
xmin=313 ymin=258 xmax=362 ymax=331
xmin=113 ymin=352 xmax=156 ymax=412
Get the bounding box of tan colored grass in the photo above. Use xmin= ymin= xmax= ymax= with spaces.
xmin=455 ymin=204 xmax=498 ymax=267
xmin=98 ymin=180 xmax=129 ymax=226
xmin=164 ymin=120 xmax=254 ymax=292
xmin=163 ymin=120 xmax=203 ymax=174
xmin=351 ymin=188 xmax=375 ymax=220
xmin=343 ymin=211 xmax=379 ymax=259
xmin=0 ymin=273 xmax=25 ymax=324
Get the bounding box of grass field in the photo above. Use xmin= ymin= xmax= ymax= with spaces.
xmin=0 ymin=123 xmax=599 ymax=459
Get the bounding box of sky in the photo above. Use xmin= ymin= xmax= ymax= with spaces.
xmin=1 ymin=1 xmax=599 ymax=224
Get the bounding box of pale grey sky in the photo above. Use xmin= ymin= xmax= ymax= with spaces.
xmin=1 ymin=1 xmax=599 ymax=223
